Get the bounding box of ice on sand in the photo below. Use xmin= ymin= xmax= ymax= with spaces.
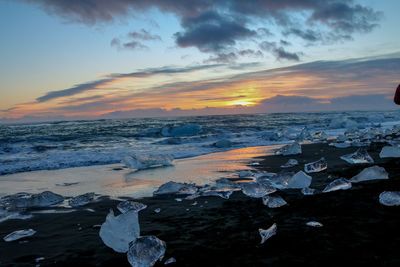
xmin=350 ymin=166 xmax=388 ymax=183
xmin=239 ymin=170 xmax=253 ymax=178
xmin=379 ymin=191 xmax=400 ymax=206
xmin=153 ymin=181 xmax=197 ymax=196
xmin=275 ymin=142 xmax=302 ymax=156
xmin=164 ymin=257 xmax=176 ymax=264
xmin=304 ymin=157 xmax=327 ymax=173
xmin=281 ymin=159 xmax=298 ymax=168
xmin=1 ymin=191 xmax=64 ymax=209
xmin=117 ymin=201 xmax=147 ymax=213
xmin=301 ymin=187 xmax=315 ymax=195
xmin=286 ymin=171 xmax=312 ymax=189
xmin=69 ymin=192 xmax=95 ymax=207
xmin=306 ymin=221 xmax=323 ymax=227
xmin=202 ymin=190 xmax=234 ymax=199
xmin=322 ymin=178 xmax=351 ymax=193
xmin=0 ymin=209 xmax=32 ymax=223
xmin=127 ymin=236 xmax=166 ymax=267
xmin=3 ymin=229 xmax=36 ymax=242
xmin=123 ymin=154 xmax=173 ymax=170
xmin=99 ymin=209 xmax=140 ymax=253
xmin=380 ymin=146 xmax=400 ymax=158
xmin=340 ymin=148 xmax=374 ymax=164
xmin=241 ymin=182 xmax=276 ymax=198
xmin=259 ymin=223 xmax=277 ymax=244
xmin=262 ymin=195 xmax=287 ymax=208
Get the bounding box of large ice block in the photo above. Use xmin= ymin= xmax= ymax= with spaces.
xmin=304 ymin=157 xmax=327 ymax=173
xmin=275 ymin=142 xmax=302 ymax=156
xmin=127 ymin=235 xmax=166 ymax=267
xmin=153 ymin=181 xmax=191 ymax=195
xmin=379 ymin=146 xmax=400 ymax=158
xmin=69 ymin=192 xmax=95 ymax=207
xmin=350 ymin=166 xmax=388 ymax=183
xmin=340 ymin=148 xmax=374 ymax=164
xmin=322 ymin=178 xmax=351 ymax=193
xmin=285 ymin=171 xmax=312 ymax=189
xmin=240 ymin=182 xmax=276 ymax=198
xmin=1 ymin=191 xmax=64 ymax=209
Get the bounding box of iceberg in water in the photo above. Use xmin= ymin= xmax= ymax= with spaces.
xmin=350 ymin=166 xmax=388 ymax=183
xmin=304 ymin=157 xmax=327 ymax=173
xmin=340 ymin=148 xmax=374 ymax=164
xmin=259 ymin=223 xmax=277 ymax=244
xmin=123 ymin=154 xmax=173 ymax=170
xmin=281 ymin=159 xmax=298 ymax=168
xmin=241 ymin=182 xmax=276 ymax=198
xmin=127 ymin=235 xmax=166 ymax=267
xmin=3 ymin=229 xmax=36 ymax=242
xmin=286 ymin=171 xmax=312 ymax=189
xmin=275 ymin=142 xmax=302 ymax=156
xmin=161 ymin=124 xmax=201 ymax=137
xmin=99 ymin=209 xmax=140 ymax=253
xmin=306 ymin=221 xmax=323 ymax=227
xmin=262 ymin=195 xmax=287 ymax=208
xmin=117 ymin=201 xmax=147 ymax=213
xmin=379 ymin=146 xmax=400 ymax=158
xmin=69 ymin=192 xmax=95 ymax=207
xmin=1 ymin=191 xmax=64 ymax=209
xmin=322 ymin=178 xmax=351 ymax=193
xmin=379 ymin=191 xmax=400 ymax=206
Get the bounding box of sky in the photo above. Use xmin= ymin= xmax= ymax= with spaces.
xmin=0 ymin=0 xmax=399 ymax=123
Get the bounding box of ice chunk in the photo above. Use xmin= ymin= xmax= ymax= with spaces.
xmin=285 ymin=171 xmax=312 ymax=189
xmin=153 ymin=181 xmax=185 ymax=195
xmin=3 ymin=229 xmax=36 ymax=242
xmin=99 ymin=209 xmax=140 ymax=253
xmin=304 ymin=157 xmax=327 ymax=173
xmin=340 ymin=148 xmax=374 ymax=164
xmin=322 ymin=178 xmax=351 ymax=193
xmin=123 ymin=154 xmax=173 ymax=170
xmin=262 ymin=195 xmax=287 ymax=208
xmin=177 ymin=184 xmax=198 ymax=195
xmin=241 ymin=182 xmax=276 ymax=198
xmin=275 ymin=142 xmax=302 ymax=156
xmin=239 ymin=170 xmax=253 ymax=178
xmin=202 ymin=190 xmax=234 ymax=199
xmin=259 ymin=223 xmax=277 ymax=244
xmin=127 ymin=236 xmax=166 ymax=267
xmin=175 ymin=198 xmax=182 ymax=202
xmin=379 ymin=191 xmax=400 ymax=206
xmin=117 ymin=201 xmax=147 ymax=213
xmin=0 ymin=209 xmax=33 ymax=223
xmin=214 ymin=139 xmax=232 ymax=148
xmin=329 ymin=116 xmax=358 ymax=129
xmin=281 ymin=159 xmax=298 ymax=168
xmin=297 ymin=127 xmax=312 ymax=141
xmin=380 ymin=146 xmax=400 ymax=158
xmin=161 ymin=124 xmax=201 ymax=137
xmin=329 ymin=142 xmax=351 ymax=148
xmin=301 ymin=187 xmax=315 ymax=195
xmin=69 ymin=192 xmax=95 ymax=207
xmin=350 ymin=166 xmax=389 ymax=183
xmin=306 ymin=221 xmax=323 ymax=227
xmin=1 ymin=191 xmax=64 ymax=209
xmin=154 ymin=208 xmax=161 ymax=213
xmin=164 ymin=257 xmax=176 ymax=265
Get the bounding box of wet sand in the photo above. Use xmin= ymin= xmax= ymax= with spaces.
xmin=1 ymin=142 xmax=400 ymax=266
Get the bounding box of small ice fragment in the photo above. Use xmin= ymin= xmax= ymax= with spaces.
xmin=214 ymin=139 xmax=232 ymax=148
xmin=0 ymin=209 xmax=33 ymax=223
xmin=262 ymin=195 xmax=287 ymax=208
xmin=3 ymin=229 xmax=36 ymax=242
xmin=241 ymin=182 xmax=276 ymax=198
xmin=99 ymin=209 xmax=140 ymax=253
xmin=379 ymin=191 xmax=400 ymax=206
xmin=123 ymin=154 xmax=173 ymax=170
xmin=306 ymin=221 xmax=323 ymax=227
xmin=350 ymin=166 xmax=389 ymax=183
xmin=281 ymin=159 xmax=298 ymax=168
xmin=259 ymin=223 xmax=277 ymax=244
xmin=86 ymin=208 xmax=95 ymax=212
xmin=35 ymin=257 xmax=45 ymax=263
xmin=175 ymin=198 xmax=182 ymax=202
xmin=164 ymin=257 xmax=176 ymax=265
xmin=304 ymin=157 xmax=327 ymax=173
xmin=185 ymin=193 xmax=200 ymax=200
xmin=239 ymin=170 xmax=253 ymax=178
xmin=286 ymin=171 xmax=312 ymax=189
xmin=117 ymin=201 xmax=147 ymax=213
xmin=69 ymin=192 xmax=95 ymax=207
xmin=275 ymin=142 xmax=302 ymax=156
xmin=340 ymin=148 xmax=374 ymax=164
xmin=322 ymin=178 xmax=351 ymax=193
xmin=127 ymin=236 xmax=166 ymax=267
xmin=1 ymin=191 xmax=64 ymax=209
xmin=379 ymin=146 xmax=400 ymax=158
xmin=154 ymin=208 xmax=161 ymax=213
xmin=192 ymin=201 xmax=198 ymax=206
xmin=301 ymin=187 xmax=315 ymax=195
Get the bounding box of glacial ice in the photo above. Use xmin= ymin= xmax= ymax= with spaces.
xmin=69 ymin=192 xmax=95 ymax=207
xmin=329 ymin=116 xmax=358 ymax=129
xmin=214 ymin=139 xmax=232 ymax=148
xmin=304 ymin=157 xmax=327 ymax=173
xmin=301 ymin=187 xmax=315 ymax=195
xmin=239 ymin=170 xmax=253 ymax=178
xmin=123 ymin=154 xmax=174 ymax=170
xmin=322 ymin=178 xmax=351 ymax=193
xmin=240 ymin=182 xmax=276 ymax=198
xmin=177 ymin=184 xmax=198 ymax=195
xmin=117 ymin=201 xmax=147 ymax=213
xmin=259 ymin=223 xmax=277 ymax=244
xmin=3 ymin=229 xmax=36 ymax=242
xmin=161 ymin=124 xmax=201 ymax=137
xmin=262 ymin=195 xmax=287 ymax=208
xmin=164 ymin=257 xmax=176 ymax=265
xmin=379 ymin=191 xmax=400 ymax=206
xmin=350 ymin=166 xmax=389 ymax=183
xmin=99 ymin=209 xmax=140 ymax=253
xmin=127 ymin=235 xmax=166 ymax=267
xmin=154 ymin=208 xmax=161 ymax=213
xmin=340 ymin=148 xmax=374 ymax=164
xmin=281 ymin=159 xmax=298 ymax=168
xmin=153 ymin=181 xmax=186 ymax=195
xmin=379 ymin=146 xmax=400 ymax=158
xmin=297 ymin=127 xmax=313 ymax=141
xmin=275 ymin=142 xmax=302 ymax=156
xmin=1 ymin=191 xmax=64 ymax=209
xmin=0 ymin=209 xmax=33 ymax=223
xmin=285 ymin=171 xmax=312 ymax=189
xmin=306 ymin=221 xmax=323 ymax=227
xmin=202 ymin=190 xmax=234 ymax=199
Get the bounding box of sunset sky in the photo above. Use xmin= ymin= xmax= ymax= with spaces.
xmin=1 ymin=0 xmax=399 ymax=122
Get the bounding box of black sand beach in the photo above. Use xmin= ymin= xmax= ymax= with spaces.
xmin=1 ymin=142 xmax=400 ymax=266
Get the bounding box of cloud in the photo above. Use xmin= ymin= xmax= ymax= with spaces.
xmin=128 ymin=29 xmax=161 ymax=41
xmin=260 ymin=41 xmax=300 ymax=61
